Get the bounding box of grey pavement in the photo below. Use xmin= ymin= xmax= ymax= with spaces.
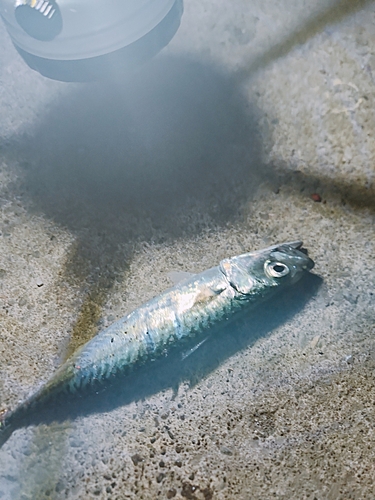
xmin=0 ymin=1 xmax=374 ymax=498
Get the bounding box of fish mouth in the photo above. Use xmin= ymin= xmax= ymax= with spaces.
xmin=278 ymin=241 xmax=309 ymax=256
xmin=281 ymin=240 xmax=304 ymax=251
xmin=263 ymin=240 xmax=308 ymax=256
xmin=271 ymin=241 xmax=314 ymax=271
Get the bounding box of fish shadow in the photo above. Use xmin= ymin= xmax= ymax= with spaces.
xmin=26 ymin=272 xmax=321 ymax=427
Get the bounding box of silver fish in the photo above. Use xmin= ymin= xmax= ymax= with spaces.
xmin=0 ymin=241 xmax=314 ymax=447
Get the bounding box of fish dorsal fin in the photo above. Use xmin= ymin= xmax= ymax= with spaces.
xmin=167 ymin=271 xmax=195 ymax=285
xmin=220 ymin=259 xmax=255 ymax=295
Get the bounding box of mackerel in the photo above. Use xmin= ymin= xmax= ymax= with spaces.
xmin=0 ymin=241 xmax=314 ymax=447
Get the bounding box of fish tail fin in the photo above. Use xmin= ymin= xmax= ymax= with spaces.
xmin=0 ymin=410 xmax=15 ymax=448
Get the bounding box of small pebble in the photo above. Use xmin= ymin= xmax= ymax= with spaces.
xmin=309 ymin=335 xmax=321 ymax=349
xmin=311 ymin=193 xmax=322 ymax=202
xmin=131 ymin=453 xmax=143 ymax=466
xmin=345 ymin=355 xmax=354 ymax=365
xmin=167 ymin=430 xmax=175 ymax=440
xmin=36 ymin=278 xmax=44 ymax=287
xmin=220 ymin=445 xmax=233 ymax=455
xmin=156 ymin=473 xmax=165 ymax=483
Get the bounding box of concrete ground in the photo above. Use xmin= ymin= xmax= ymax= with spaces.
xmin=0 ymin=0 xmax=375 ymax=498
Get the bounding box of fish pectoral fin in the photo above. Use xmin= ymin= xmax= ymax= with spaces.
xmin=167 ymin=271 xmax=195 ymax=285
xmin=193 ymin=287 xmax=219 ymax=306
xmin=181 ymin=337 xmax=209 ymax=360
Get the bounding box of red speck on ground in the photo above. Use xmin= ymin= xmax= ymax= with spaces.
xmin=311 ymin=193 xmax=322 ymax=202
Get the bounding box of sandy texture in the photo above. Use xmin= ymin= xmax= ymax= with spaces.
xmin=0 ymin=0 xmax=375 ymax=498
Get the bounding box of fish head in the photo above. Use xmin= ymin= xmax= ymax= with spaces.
xmin=219 ymin=241 xmax=314 ymax=296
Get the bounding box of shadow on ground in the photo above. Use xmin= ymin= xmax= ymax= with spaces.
xmin=4 ymin=54 xmax=263 ymax=301
xmin=235 ymin=0 xmax=374 ymax=81
xmin=264 ymin=161 xmax=375 ymax=213
xmin=2 ymin=54 xmax=372 ymax=359
xmin=2 ymin=54 xmax=266 ymax=352
xmin=1 ymin=2 xmax=373 ymax=355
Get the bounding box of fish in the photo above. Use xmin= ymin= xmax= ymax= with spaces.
xmin=0 ymin=240 xmax=314 ymax=448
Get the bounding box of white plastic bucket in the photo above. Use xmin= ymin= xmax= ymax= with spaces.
xmin=0 ymin=0 xmax=183 ymax=81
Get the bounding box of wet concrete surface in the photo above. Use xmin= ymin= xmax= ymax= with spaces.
xmin=0 ymin=0 xmax=375 ymax=498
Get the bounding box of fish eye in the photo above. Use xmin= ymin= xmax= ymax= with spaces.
xmin=264 ymin=261 xmax=290 ymax=278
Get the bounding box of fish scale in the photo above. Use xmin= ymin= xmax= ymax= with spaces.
xmin=0 ymin=241 xmax=314 ymax=448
